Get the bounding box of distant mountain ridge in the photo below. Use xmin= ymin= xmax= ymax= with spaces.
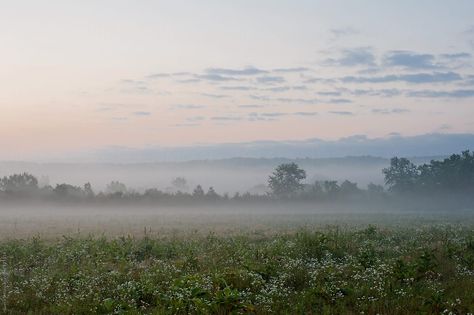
xmin=46 ymin=133 xmax=473 ymax=163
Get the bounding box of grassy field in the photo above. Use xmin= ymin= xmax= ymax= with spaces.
xmin=1 ymin=222 xmax=473 ymax=314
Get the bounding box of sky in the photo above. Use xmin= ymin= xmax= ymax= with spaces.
xmin=1 ymin=0 xmax=474 ymax=160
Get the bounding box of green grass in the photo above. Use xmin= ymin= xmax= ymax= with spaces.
xmin=1 ymin=225 xmax=473 ymax=314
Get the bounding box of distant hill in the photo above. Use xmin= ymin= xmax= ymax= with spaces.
xmin=35 ymin=133 xmax=471 ymax=163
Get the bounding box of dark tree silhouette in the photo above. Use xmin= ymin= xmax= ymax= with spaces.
xmin=0 ymin=173 xmax=39 ymax=194
xmin=382 ymin=157 xmax=418 ymax=192
xmin=206 ymin=187 xmax=219 ymax=200
xmin=54 ymin=184 xmax=84 ymax=198
xmin=268 ymin=163 xmax=306 ymax=198
xmin=311 ymin=181 xmax=324 ymax=198
xmin=323 ymin=180 xmax=340 ymax=196
xmin=84 ymin=182 xmax=95 ymax=198
xmin=192 ymin=185 xmax=205 ymax=198
xmin=417 ymin=150 xmax=474 ymax=191
xmin=367 ymin=183 xmax=384 ymax=194
xmin=340 ymin=180 xmax=360 ymax=195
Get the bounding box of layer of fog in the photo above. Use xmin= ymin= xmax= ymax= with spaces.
xmin=0 ymin=157 xmax=437 ymax=194
xmin=0 ymin=200 xmax=472 ymax=239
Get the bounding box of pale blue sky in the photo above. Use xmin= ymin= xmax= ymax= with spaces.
xmin=1 ymin=0 xmax=473 ymax=159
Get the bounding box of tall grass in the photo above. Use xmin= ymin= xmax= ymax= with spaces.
xmin=0 ymin=226 xmax=473 ymax=314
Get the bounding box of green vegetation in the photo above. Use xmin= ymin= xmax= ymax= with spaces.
xmin=268 ymin=162 xmax=306 ymax=198
xmin=383 ymin=150 xmax=474 ymax=193
xmin=1 ymin=226 xmax=473 ymax=314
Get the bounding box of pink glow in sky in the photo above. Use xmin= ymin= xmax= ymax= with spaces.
xmin=1 ymin=1 xmax=474 ymax=160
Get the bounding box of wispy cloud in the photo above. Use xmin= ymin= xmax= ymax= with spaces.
xmin=176 ymin=78 xmax=201 ymax=84
xmin=146 ymin=73 xmax=171 ymax=79
xmin=463 ymin=25 xmax=474 ymax=48
xmin=324 ymin=47 xmax=375 ymax=67
xmin=440 ymin=52 xmax=471 ymax=60
xmin=303 ymin=77 xmax=337 ymax=84
xmin=171 ymin=104 xmax=206 ymax=110
xmin=463 ymin=25 xmax=474 ymax=35
xmin=272 ymin=67 xmax=310 ymax=73
xmin=372 ymin=108 xmax=410 ymax=115
xmin=205 ymin=67 xmax=267 ymax=76
xmin=201 ymin=93 xmax=230 ymax=99
xmin=238 ymin=104 xmax=265 ymax=108
xmin=293 ymin=111 xmax=318 ymax=116
xmin=249 ymin=94 xmax=271 ymax=101
xmin=121 ymin=79 xmax=146 ymax=85
xmin=172 ymin=72 xmax=192 ymax=76
xmin=407 ymin=89 xmax=474 ymax=98
xmin=220 ymin=86 xmax=255 ymax=91
xmin=261 ymin=86 xmax=291 ymax=93
xmin=437 ymin=124 xmax=452 ymax=131
xmin=256 ymin=76 xmax=286 ymax=84
xmin=259 ymin=112 xmax=287 ymax=117
xmin=329 ymin=111 xmax=354 ymax=116
xmin=464 ymin=75 xmax=474 ymax=86
xmin=317 ymin=91 xmax=343 ymax=97
xmin=327 ymin=98 xmax=352 ymax=104
xmin=383 ymin=50 xmax=438 ymax=69
xmin=132 ymin=111 xmax=151 ymax=116
xmin=186 ymin=116 xmax=205 ymax=122
xmin=248 ymin=111 xmax=318 ymax=121
xmin=329 ymin=27 xmax=359 ymax=39
xmin=211 ymin=116 xmax=242 ymax=121
xmin=342 ymin=88 xmax=402 ymax=97
xmin=195 ymin=74 xmax=239 ymax=82
xmin=341 ymin=72 xmax=462 ymax=84
xmin=275 ymin=97 xmax=319 ymax=104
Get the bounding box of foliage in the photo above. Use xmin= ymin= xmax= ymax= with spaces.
xmin=383 ymin=157 xmax=418 ymax=192
xmin=0 ymin=226 xmax=473 ymax=314
xmin=383 ymin=150 xmax=474 ymax=193
xmin=418 ymin=150 xmax=474 ymax=191
xmin=192 ymin=185 xmax=205 ymax=198
xmin=0 ymin=173 xmax=38 ymax=194
xmin=268 ymin=162 xmax=306 ymax=198
xmin=54 ymin=184 xmax=86 ymax=198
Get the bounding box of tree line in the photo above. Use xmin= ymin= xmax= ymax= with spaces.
xmin=382 ymin=150 xmax=474 ymax=193
xmin=0 ymin=150 xmax=472 ymax=203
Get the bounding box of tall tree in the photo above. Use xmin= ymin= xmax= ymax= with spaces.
xmin=382 ymin=157 xmax=418 ymax=192
xmin=418 ymin=150 xmax=474 ymax=191
xmin=268 ymin=163 xmax=306 ymax=198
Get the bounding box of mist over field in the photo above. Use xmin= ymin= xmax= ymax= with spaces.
xmin=0 ymin=151 xmax=472 ymax=240
xmin=0 ymin=154 xmax=447 ymax=194
xmin=0 ymin=201 xmax=472 ymax=240
xmin=0 ymin=157 xmax=387 ymax=194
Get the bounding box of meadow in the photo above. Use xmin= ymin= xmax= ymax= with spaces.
xmin=0 ymin=205 xmax=473 ymax=314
